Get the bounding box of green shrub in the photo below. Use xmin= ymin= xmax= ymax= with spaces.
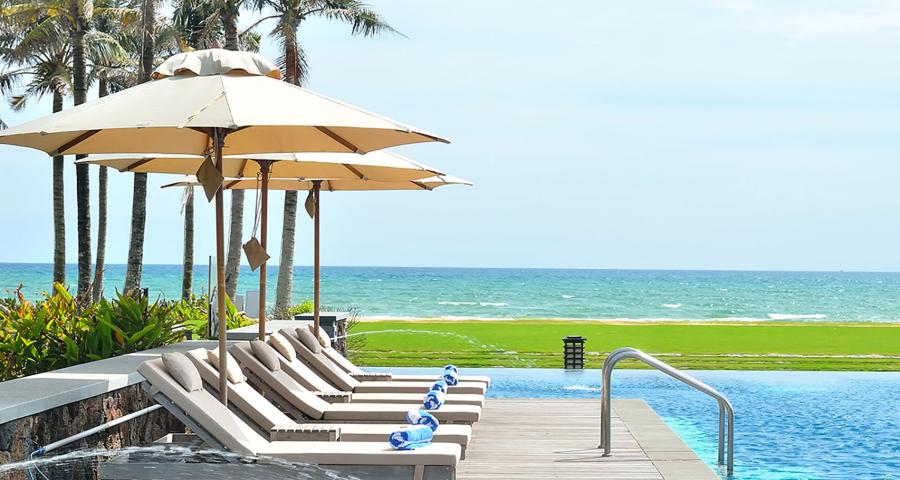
xmin=288 ymin=300 xmax=314 ymax=316
xmin=0 ymin=284 xmax=255 ymax=381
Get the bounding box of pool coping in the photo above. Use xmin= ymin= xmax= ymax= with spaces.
xmin=614 ymin=399 xmax=721 ymax=479
xmin=0 ymin=340 xmax=227 ymax=425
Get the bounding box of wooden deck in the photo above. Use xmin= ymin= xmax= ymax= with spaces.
xmin=458 ymin=398 xmax=719 ymax=480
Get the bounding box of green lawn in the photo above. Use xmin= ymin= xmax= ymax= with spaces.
xmin=348 ymin=319 xmax=900 ymax=371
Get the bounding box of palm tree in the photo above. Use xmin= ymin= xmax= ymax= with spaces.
xmin=170 ymin=0 xmax=260 ymax=301
xmin=122 ymin=0 xmax=157 ymax=295
xmin=248 ymin=0 xmax=399 ymax=310
xmin=2 ymin=0 xmax=129 ymax=295
xmin=181 ymin=186 xmax=195 ymax=299
xmin=89 ymin=0 xmax=138 ymax=302
xmin=1 ymin=2 xmax=74 ymax=290
xmin=70 ymin=0 xmax=94 ymax=299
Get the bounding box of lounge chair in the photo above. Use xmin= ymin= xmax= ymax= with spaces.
xmin=138 ymin=354 xmax=460 ymax=480
xmin=280 ymin=327 xmax=487 ymax=395
xmin=230 ymin=342 xmax=481 ymax=425
xmin=182 ymin=347 xmax=472 ymax=454
xmin=308 ymin=326 xmax=490 ymax=389
xmin=265 ymin=333 xmax=485 ymax=407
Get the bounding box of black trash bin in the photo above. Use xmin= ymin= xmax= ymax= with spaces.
xmin=562 ymin=336 xmax=586 ymax=369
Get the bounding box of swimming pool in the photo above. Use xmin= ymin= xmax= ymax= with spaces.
xmin=373 ymin=367 xmax=900 ymax=480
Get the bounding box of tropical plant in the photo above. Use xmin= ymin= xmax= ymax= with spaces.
xmin=248 ymin=0 xmax=401 ymax=309
xmin=0 ymin=284 xmax=189 ymax=381
xmin=0 ymin=284 xmax=254 ymax=381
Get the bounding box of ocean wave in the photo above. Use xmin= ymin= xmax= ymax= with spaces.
xmin=479 ymin=302 xmax=508 ymax=307
xmin=661 ymin=303 xmax=682 ymax=309
xmin=767 ymin=313 xmax=827 ymax=320
xmin=437 ymin=301 xmax=478 ymax=306
xmin=357 ymin=314 xmax=858 ymax=323
xmin=561 ymin=294 xmax=575 ymax=299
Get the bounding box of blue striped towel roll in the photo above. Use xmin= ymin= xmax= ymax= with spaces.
xmin=431 ymin=380 xmax=448 ymax=393
xmin=443 ymin=366 xmax=459 ymax=386
xmin=389 ymin=425 xmax=434 ymax=450
xmin=406 ymin=409 xmax=440 ymax=431
xmin=423 ymin=389 xmax=446 ymax=410
xmin=444 ymin=364 xmax=458 ymax=373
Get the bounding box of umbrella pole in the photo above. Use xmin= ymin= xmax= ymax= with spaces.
xmin=313 ymin=180 xmax=321 ymax=337
xmin=258 ymin=161 xmax=270 ymax=340
xmin=213 ymin=129 xmax=228 ymax=405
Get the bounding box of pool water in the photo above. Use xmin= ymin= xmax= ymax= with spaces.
xmin=373 ymin=367 xmax=900 ymax=480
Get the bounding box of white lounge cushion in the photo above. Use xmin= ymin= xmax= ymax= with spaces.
xmin=207 ymin=347 xmax=246 ymax=384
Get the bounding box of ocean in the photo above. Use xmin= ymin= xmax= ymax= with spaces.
xmin=2 ymin=263 xmax=899 ymax=322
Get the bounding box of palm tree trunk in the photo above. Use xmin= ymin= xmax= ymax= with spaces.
xmin=223 ymin=0 xmax=239 ymax=50
xmin=222 ymin=0 xmax=242 ymax=301
xmin=275 ymin=31 xmax=302 ymax=311
xmin=274 ymin=190 xmax=297 ymax=311
xmin=91 ymin=79 xmax=109 ymax=303
xmin=72 ymin=2 xmax=92 ymax=299
xmin=224 ymin=190 xmax=243 ymax=299
xmin=51 ymin=91 xmax=65 ymax=289
xmin=124 ymin=0 xmax=155 ymax=295
xmin=182 ymin=187 xmax=194 ymax=300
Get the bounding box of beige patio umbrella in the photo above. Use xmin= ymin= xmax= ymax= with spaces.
xmin=0 ymin=49 xmax=448 ymax=405
xmin=162 ymin=174 xmax=470 ymax=336
xmin=80 ymin=150 xmax=447 ymax=341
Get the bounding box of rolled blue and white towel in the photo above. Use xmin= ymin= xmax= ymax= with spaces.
xmin=389 ymin=425 xmax=434 ymax=450
xmin=444 ymin=364 xmax=458 ymax=373
xmin=443 ymin=365 xmax=459 ymax=386
xmin=423 ymin=389 xmax=446 ymax=410
xmin=431 ymin=380 xmax=448 ymax=393
xmin=406 ymin=409 xmax=440 ymax=431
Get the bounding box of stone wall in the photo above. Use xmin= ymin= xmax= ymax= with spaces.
xmin=0 ymin=383 xmax=183 ymax=480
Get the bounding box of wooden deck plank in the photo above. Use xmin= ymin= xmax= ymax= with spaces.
xmin=457 ymin=398 xmax=718 ymax=480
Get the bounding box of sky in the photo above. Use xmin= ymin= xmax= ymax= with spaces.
xmin=3 ymin=0 xmax=900 ymax=271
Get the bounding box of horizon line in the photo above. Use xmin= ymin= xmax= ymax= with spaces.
xmin=1 ymin=262 xmax=900 ymax=275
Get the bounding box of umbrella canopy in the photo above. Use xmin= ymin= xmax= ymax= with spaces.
xmin=0 ymin=49 xmax=449 ymax=406
xmin=164 ymin=173 xmax=470 ymax=337
xmin=83 ymin=150 xmax=454 ymax=341
xmin=163 ymin=174 xmax=471 ymax=191
xmin=77 ymin=150 xmax=445 ymax=182
xmin=0 ymin=49 xmax=447 ymax=156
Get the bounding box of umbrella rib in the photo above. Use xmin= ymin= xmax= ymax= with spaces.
xmin=237 ymin=159 xmax=250 ymax=177
xmin=315 ymin=126 xmax=360 ymax=153
xmin=124 ymin=158 xmax=154 ymax=172
xmin=411 ymin=181 xmax=430 ymax=190
xmin=54 ymin=130 xmax=100 ymax=155
xmin=342 ymin=164 xmax=366 ymax=180
xmin=225 ymin=179 xmax=241 ymax=189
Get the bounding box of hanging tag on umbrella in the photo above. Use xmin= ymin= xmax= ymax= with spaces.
xmin=242 ymin=237 xmax=269 ymax=271
xmin=304 ymin=190 xmax=316 ymax=219
xmin=195 ymin=157 xmax=224 ymax=202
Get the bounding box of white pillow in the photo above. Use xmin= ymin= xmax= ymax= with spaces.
xmin=308 ymin=323 xmax=331 ymax=347
xmin=251 ymin=339 xmax=280 ymax=371
xmin=268 ymin=332 xmax=296 ymax=361
xmin=206 ymin=347 xmax=246 ymax=384
xmin=161 ymin=352 xmax=202 ymax=392
xmin=295 ymin=327 xmax=322 ymax=353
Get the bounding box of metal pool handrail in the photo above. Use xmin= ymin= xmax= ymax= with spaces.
xmin=599 ymin=347 xmax=735 ymax=475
